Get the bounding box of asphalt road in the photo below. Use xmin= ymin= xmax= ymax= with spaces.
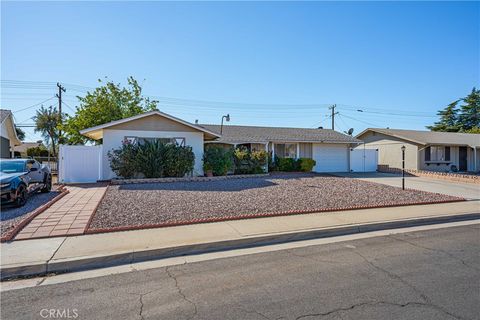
xmin=2 ymin=225 xmax=479 ymax=320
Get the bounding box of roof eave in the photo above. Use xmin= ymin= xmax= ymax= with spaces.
xmin=79 ymin=111 xmax=221 ymax=139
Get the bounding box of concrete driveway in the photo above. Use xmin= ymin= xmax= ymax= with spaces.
xmin=334 ymin=172 xmax=480 ymax=200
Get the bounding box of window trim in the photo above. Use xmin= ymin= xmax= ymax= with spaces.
xmin=425 ymin=145 xmax=451 ymax=162
xmin=124 ymin=136 xmax=186 ymax=147
xmin=274 ymin=143 xmax=298 ymax=159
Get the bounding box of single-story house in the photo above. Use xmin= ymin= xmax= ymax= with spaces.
xmin=79 ymin=110 xmax=361 ymax=180
xmin=356 ymin=128 xmax=480 ymax=173
xmin=13 ymin=141 xmax=45 ymax=157
xmin=199 ymin=124 xmax=361 ymax=173
xmin=80 ymin=111 xmax=221 ymax=180
xmin=0 ymin=109 xmax=21 ymax=158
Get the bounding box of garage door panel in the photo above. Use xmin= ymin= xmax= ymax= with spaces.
xmin=312 ymin=144 xmax=349 ymax=172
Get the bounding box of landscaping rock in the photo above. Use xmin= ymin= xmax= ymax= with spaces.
xmin=89 ymin=173 xmax=463 ymax=230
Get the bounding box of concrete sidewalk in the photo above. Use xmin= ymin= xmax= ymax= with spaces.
xmin=1 ymin=199 xmax=479 ymax=279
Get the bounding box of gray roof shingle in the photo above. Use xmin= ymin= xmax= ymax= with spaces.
xmin=358 ymin=128 xmax=480 ymax=148
xmin=199 ymin=124 xmax=361 ymax=144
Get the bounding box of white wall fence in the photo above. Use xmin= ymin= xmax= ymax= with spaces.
xmin=350 ymin=148 xmax=378 ymax=172
xmin=59 ymin=145 xmax=102 ymax=183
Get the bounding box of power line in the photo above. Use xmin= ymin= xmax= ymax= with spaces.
xmin=339 ymin=113 xmax=384 ymax=127
xmin=2 ymin=79 xmax=443 ymax=120
xmin=61 ymin=100 xmax=76 ymax=113
xmin=12 ymin=96 xmax=56 ymax=113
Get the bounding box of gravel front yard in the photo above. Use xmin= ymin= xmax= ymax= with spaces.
xmin=1 ymin=191 xmax=60 ymax=237
xmin=88 ymin=173 xmax=463 ymax=230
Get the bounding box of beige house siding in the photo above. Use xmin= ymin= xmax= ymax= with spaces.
xmin=299 ymin=143 xmax=312 ymax=158
xmin=109 ymin=114 xmax=199 ymax=133
xmin=359 ymin=131 xmax=419 ymax=170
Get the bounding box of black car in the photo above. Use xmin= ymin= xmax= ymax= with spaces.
xmin=0 ymin=159 xmax=52 ymax=207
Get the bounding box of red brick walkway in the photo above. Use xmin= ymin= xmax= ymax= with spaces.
xmin=15 ymin=183 xmax=107 ymax=240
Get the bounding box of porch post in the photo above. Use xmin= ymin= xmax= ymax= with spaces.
xmin=474 ymin=147 xmax=477 ymax=172
xmin=265 ymin=142 xmax=269 ymax=173
xmin=296 ymin=143 xmax=300 ymax=159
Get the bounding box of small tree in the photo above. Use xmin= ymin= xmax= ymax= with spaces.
xmin=64 ymin=77 xmax=158 ymax=144
xmin=33 ymin=105 xmax=62 ymax=157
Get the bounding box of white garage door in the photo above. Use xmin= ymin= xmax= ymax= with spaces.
xmin=312 ymin=144 xmax=349 ymax=172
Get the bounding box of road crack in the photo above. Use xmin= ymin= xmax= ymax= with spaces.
xmin=165 ymin=265 xmax=198 ymax=320
xmin=351 ymin=250 xmax=467 ymax=320
xmin=294 ymin=300 xmax=462 ymax=319
xmin=237 ymin=305 xmax=271 ymax=319
xmin=388 ymin=234 xmax=479 ymax=271
xmin=127 ymin=289 xmax=160 ymax=320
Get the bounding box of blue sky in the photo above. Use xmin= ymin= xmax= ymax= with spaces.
xmin=1 ymin=1 xmax=479 ymax=141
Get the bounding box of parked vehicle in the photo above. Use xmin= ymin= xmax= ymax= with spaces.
xmin=0 ymin=159 xmax=52 ymax=207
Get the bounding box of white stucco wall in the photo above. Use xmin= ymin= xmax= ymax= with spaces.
xmin=359 ymin=132 xmax=419 ymax=170
xmin=101 ymin=129 xmax=205 ymax=180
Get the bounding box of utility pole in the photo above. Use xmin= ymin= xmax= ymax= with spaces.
xmin=328 ymin=104 xmax=338 ymax=130
xmin=56 ymin=83 xmax=66 ymax=138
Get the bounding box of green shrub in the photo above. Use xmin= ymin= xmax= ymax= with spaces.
xmin=164 ymin=144 xmax=195 ymax=177
xmin=108 ymin=139 xmax=138 ymax=179
xmin=233 ymin=147 xmax=252 ymax=174
xmin=135 ymin=140 xmax=166 ymax=178
xmin=277 ymin=158 xmax=295 ymax=171
xmin=268 ymin=154 xmax=278 ymax=172
xmin=299 ymin=158 xmax=316 ymax=172
xmin=250 ymin=150 xmax=268 ymax=174
xmin=233 ymin=147 xmax=267 ymax=174
xmin=203 ymin=145 xmax=233 ymax=176
xmin=26 ymin=146 xmax=49 ymax=157
xmin=108 ymin=139 xmax=195 ymax=179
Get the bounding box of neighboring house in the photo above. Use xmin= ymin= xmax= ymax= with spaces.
xmin=79 ymin=110 xmax=362 ymax=180
xmin=80 ymin=110 xmax=221 ymax=180
xmin=200 ymin=124 xmax=361 ymax=173
xmin=13 ymin=141 xmax=45 ymax=157
xmin=356 ymin=128 xmax=480 ymax=173
xmin=0 ymin=109 xmax=21 ymax=158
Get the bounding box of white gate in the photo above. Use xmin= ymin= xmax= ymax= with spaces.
xmin=59 ymin=145 xmax=102 ymax=183
xmin=350 ymin=148 xmax=378 ymax=172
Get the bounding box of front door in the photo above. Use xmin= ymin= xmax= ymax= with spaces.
xmin=459 ymin=147 xmax=468 ymax=171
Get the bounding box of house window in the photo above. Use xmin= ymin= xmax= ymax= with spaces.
xmin=125 ymin=137 xmax=186 ymax=146
xmin=425 ymin=146 xmax=450 ymax=161
xmin=274 ymin=143 xmax=297 ymax=158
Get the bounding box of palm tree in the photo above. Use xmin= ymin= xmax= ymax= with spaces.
xmin=33 ymin=105 xmax=60 ymax=157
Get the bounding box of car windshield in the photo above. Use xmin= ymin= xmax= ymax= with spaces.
xmin=0 ymin=161 xmax=26 ymax=173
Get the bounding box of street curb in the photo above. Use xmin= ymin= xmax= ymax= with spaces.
xmin=1 ymin=212 xmax=479 ymax=280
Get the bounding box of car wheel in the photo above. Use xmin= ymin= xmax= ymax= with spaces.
xmin=15 ymin=184 xmax=27 ymax=207
xmin=41 ymin=174 xmax=52 ymax=193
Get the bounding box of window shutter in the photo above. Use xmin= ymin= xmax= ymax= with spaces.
xmin=445 ymin=147 xmax=450 ymax=161
xmin=425 ymin=147 xmax=431 ymax=161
